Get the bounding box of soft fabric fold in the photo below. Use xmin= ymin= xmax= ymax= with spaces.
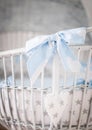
xmin=25 ymin=27 xmax=86 ymax=82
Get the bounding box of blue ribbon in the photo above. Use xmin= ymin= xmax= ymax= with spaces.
xmin=25 ymin=27 xmax=86 ymax=82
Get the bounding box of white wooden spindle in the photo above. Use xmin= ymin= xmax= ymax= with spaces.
xmin=48 ymin=54 xmax=60 ymax=130
xmin=20 ymin=53 xmax=28 ymax=130
xmin=11 ymin=55 xmax=15 ymax=86
xmin=3 ymin=57 xmax=7 ymax=84
xmin=0 ymin=88 xmax=9 ymax=128
xmin=2 ymin=57 xmax=13 ymax=129
xmin=30 ymin=80 xmax=36 ymax=130
xmin=41 ymin=70 xmax=45 ymax=130
xmin=52 ymin=54 xmax=60 ymax=95
xmin=69 ymin=48 xmax=81 ymax=130
xmin=20 ymin=54 xmax=24 ymax=87
xmin=86 ymin=98 xmax=92 ymax=130
xmin=11 ymin=55 xmax=22 ymax=130
xmin=69 ymin=73 xmax=77 ymax=130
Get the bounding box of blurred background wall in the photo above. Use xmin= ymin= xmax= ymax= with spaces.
xmin=0 ymin=1 xmax=92 ymax=129
xmin=81 ymin=0 xmax=92 ymax=26
xmin=0 ymin=0 xmax=92 ymax=51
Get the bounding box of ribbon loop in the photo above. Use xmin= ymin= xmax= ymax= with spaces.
xmin=25 ymin=27 xmax=86 ymax=82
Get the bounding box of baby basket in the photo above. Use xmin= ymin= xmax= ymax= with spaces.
xmin=0 ymin=27 xmax=92 ymax=130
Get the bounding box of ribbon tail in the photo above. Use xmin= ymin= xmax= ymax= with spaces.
xmin=27 ymin=42 xmax=55 ymax=83
xmin=57 ymin=35 xmax=81 ymax=72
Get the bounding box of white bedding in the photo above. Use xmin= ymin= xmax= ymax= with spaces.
xmin=0 ymin=87 xmax=92 ymax=128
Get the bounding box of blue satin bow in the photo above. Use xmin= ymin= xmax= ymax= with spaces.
xmin=25 ymin=27 xmax=86 ymax=82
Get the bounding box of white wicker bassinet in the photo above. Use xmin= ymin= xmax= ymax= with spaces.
xmin=0 ymin=27 xmax=92 ymax=130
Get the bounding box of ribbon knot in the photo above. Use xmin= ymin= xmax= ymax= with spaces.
xmin=48 ymin=36 xmax=56 ymax=49
xmin=25 ymin=27 xmax=86 ymax=82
